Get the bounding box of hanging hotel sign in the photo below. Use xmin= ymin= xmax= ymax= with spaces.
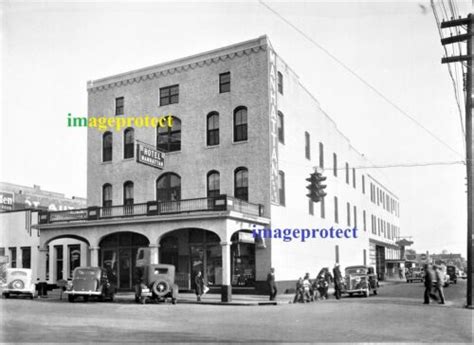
xmin=136 ymin=142 xmax=165 ymax=169
xmin=268 ymin=46 xmax=280 ymax=205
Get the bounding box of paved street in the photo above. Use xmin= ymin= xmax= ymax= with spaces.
xmin=0 ymin=281 xmax=472 ymax=343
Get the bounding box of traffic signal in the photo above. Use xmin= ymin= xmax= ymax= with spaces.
xmin=306 ymin=169 xmax=327 ymax=203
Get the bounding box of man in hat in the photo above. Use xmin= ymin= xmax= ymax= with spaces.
xmin=267 ymin=268 xmax=277 ymax=301
xmin=433 ymin=265 xmax=446 ymax=304
xmin=333 ymin=263 xmax=343 ymax=300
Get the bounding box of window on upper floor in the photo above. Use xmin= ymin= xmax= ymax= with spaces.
xmin=102 ymin=132 xmax=113 ymax=162
xmin=305 ymin=132 xmax=310 ymax=160
xmin=363 ymin=210 xmax=366 ymax=231
xmin=160 ymin=85 xmax=179 ymax=106
xmin=334 ymin=196 xmax=339 ymax=223
xmin=319 ymin=143 xmax=324 ymax=169
xmin=309 ymin=199 xmax=314 ymax=215
xmin=207 ymin=112 xmax=219 ymax=146
xmin=115 ymin=97 xmax=124 ymax=115
xmin=156 ymin=173 xmax=181 ymax=202
xmin=362 ymin=175 xmax=365 ymax=194
xmin=277 ymin=111 xmax=284 ymax=144
xmin=346 ymin=202 xmax=351 ymax=226
xmin=124 ymin=127 xmax=134 ymax=159
xmin=234 ymin=107 xmax=248 ymax=142
xmin=102 ymin=183 xmax=112 ymax=208
xmin=123 ymin=181 xmax=134 ymax=206
xmin=277 ymin=71 xmax=283 ymax=94
xmin=219 ymin=72 xmax=230 ymax=93
xmin=320 ymin=197 xmax=325 ymax=219
xmin=279 ymin=170 xmax=285 ymax=206
xmin=333 ymin=153 xmax=338 ymax=177
xmin=352 ymin=168 xmax=356 ymax=189
xmin=234 ymin=167 xmax=248 ymax=201
xmin=345 ymin=163 xmax=349 ymax=184
xmin=353 ymin=205 xmax=357 ymax=228
xmin=207 ymin=171 xmax=220 ymax=198
xmin=157 ymin=116 xmax=181 ymax=152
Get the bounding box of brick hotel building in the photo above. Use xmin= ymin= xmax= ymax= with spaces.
xmin=36 ymin=36 xmax=404 ymax=297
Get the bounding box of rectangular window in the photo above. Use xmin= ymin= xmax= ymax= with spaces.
xmin=219 ymin=72 xmax=230 ymax=93
xmin=363 ymin=249 xmax=367 ymax=266
xmin=353 ymin=205 xmax=357 ymax=228
xmin=21 ymin=247 xmax=31 ymax=269
xmin=305 ymin=132 xmax=310 ymax=159
xmin=371 ymin=215 xmax=376 ymax=234
xmin=333 ymin=153 xmax=337 ymax=177
xmin=160 ymin=85 xmax=179 ymax=106
xmin=319 ymin=142 xmax=324 ymax=168
xmin=362 ymin=175 xmax=365 ymax=194
xmin=320 ymin=197 xmax=325 ymax=219
xmin=334 ymin=196 xmax=339 ymax=223
xmin=352 ymin=168 xmax=356 ymax=188
xmin=363 ymin=210 xmax=366 ymax=231
xmin=55 ymin=245 xmax=63 ymax=281
xmin=278 ymin=112 xmax=284 ymax=144
xmin=9 ymin=247 xmax=17 ymax=268
xmin=345 ymin=163 xmax=349 ymax=184
xmin=0 ymin=248 xmax=4 ymax=256
xmin=335 ymin=245 xmax=339 ymax=264
xmin=279 ymin=171 xmax=285 ymax=206
xmin=277 ymin=71 xmax=283 ymax=94
xmin=115 ymin=97 xmax=124 ymax=115
xmin=346 ymin=202 xmax=351 ymax=226
xmin=309 ymin=199 xmax=314 ymax=215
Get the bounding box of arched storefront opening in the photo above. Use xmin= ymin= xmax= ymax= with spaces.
xmin=230 ymin=230 xmax=256 ymax=287
xmin=99 ymin=232 xmax=149 ymax=290
xmin=159 ymin=229 xmax=221 ymax=290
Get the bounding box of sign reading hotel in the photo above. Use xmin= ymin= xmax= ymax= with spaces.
xmin=268 ymin=47 xmax=280 ymax=205
xmin=0 ymin=191 xmax=14 ymax=211
xmin=136 ymin=142 xmax=165 ymax=169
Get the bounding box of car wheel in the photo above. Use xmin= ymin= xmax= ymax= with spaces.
xmin=373 ymin=289 xmax=378 ymax=295
xmin=68 ymin=295 xmax=75 ymax=303
xmin=2 ymin=293 xmax=9 ymax=299
xmin=140 ymin=296 xmax=147 ymax=304
xmin=152 ymin=280 xmax=171 ymax=297
xmin=171 ymin=298 xmax=177 ymax=305
xmin=348 ymin=293 xmax=353 ymax=297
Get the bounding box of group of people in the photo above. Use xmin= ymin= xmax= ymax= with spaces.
xmin=423 ymin=264 xmax=446 ymax=305
xmin=267 ymin=264 xmax=344 ymax=303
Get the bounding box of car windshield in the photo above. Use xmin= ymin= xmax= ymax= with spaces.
xmin=346 ymin=267 xmax=368 ymax=275
xmin=74 ymin=269 xmax=100 ymax=278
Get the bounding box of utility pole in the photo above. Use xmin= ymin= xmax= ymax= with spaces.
xmin=440 ymin=13 xmax=473 ymax=309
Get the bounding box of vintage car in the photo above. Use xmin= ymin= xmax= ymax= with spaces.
xmin=446 ymin=265 xmax=458 ymax=284
xmin=1 ymin=268 xmax=37 ymax=299
xmin=135 ymin=264 xmax=178 ymax=304
xmin=406 ymin=267 xmax=424 ymax=283
xmin=65 ymin=267 xmax=116 ymax=302
xmin=342 ymin=265 xmax=378 ymax=297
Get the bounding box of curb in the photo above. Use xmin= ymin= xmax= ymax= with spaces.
xmin=176 ymin=300 xmax=279 ymax=306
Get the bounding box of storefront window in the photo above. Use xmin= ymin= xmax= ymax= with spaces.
xmin=231 ymin=231 xmax=255 ymax=287
xmin=69 ymin=244 xmax=81 ymax=278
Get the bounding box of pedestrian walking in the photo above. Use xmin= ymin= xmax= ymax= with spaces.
xmin=423 ymin=264 xmax=437 ymax=304
xmin=293 ymin=277 xmax=304 ymax=303
xmin=316 ymin=268 xmax=333 ymax=300
xmin=302 ymin=273 xmax=312 ymax=303
xmin=267 ymin=267 xmax=277 ymax=301
xmin=433 ymin=265 xmax=446 ymax=304
xmin=398 ymin=267 xmax=404 ymax=279
xmin=333 ymin=264 xmax=343 ymax=300
xmin=195 ymin=271 xmax=204 ymax=302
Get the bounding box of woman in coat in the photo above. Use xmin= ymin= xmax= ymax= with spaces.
xmin=195 ymin=271 xmax=204 ymax=301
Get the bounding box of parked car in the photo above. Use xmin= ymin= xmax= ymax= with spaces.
xmin=459 ymin=270 xmax=467 ymax=279
xmin=135 ymin=264 xmax=178 ymax=304
xmin=342 ymin=265 xmax=378 ymax=297
xmin=1 ymin=268 xmax=37 ymax=299
xmin=406 ymin=267 xmax=424 ymax=283
xmin=446 ymin=265 xmax=458 ymax=284
xmin=65 ymin=267 xmax=116 ymax=302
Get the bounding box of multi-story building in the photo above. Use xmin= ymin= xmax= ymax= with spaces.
xmin=35 ymin=36 xmax=403 ymax=298
xmin=0 ymin=183 xmax=86 ymax=282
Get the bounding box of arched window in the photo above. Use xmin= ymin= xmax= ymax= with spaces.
xmin=123 ymin=181 xmax=134 ymax=205
xmin=156 ymin=173 xmax=181 ymax=202
xmin=123 ymin=128 xmax=134 ymax=159
xmin=157 ymin=116 xmax=181 ymax=152
xmin=102 ymin=183 xmax=112 ymax=208
xmin=207 ymin=170 xmax=220 ymax=197
xmin=102 ymin=132 xmax=113 ymax=162
xmin=233 ymin=107 xmax=248 ymax=142
xmin=234 ymin=167 xmax=248 ymax=201
xmin=207 ymin=112 xmax=219 ymax=146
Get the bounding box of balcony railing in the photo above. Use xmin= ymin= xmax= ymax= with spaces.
xmin=39 ymin=195 xmax=264 ymax=224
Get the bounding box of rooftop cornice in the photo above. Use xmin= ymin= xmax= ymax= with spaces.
xmin=87 ymin=35 xmax=270 ymax=93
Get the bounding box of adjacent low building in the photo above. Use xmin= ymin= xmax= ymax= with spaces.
xmin=35 ymin=36 xmax=404 ymax=298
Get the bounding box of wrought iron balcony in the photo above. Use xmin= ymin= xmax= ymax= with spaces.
xmin=38 ymin=195 xmax=264 ymax=224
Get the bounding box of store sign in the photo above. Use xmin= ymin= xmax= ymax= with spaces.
xmin=137 ymin=142 xmax=165 ymax=169
xmin=268 ymin=47 xmax=279 ymax=205
xmin=238 ymin=232 xmax=255 ymax=244
xmin=0 ymin=191 xmax=14 ymax=211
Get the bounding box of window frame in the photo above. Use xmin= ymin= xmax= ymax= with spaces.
xmin=115 ymin=97 xmax=124 ymax=116
xmin=206 ymin=112 xmax=219 ymax=146
xmin=233 ymin=106 xmax=248 ymax=142
xmin=277 ymin=71 xmax=283 ymax=94
xmin=157 ymin=116 xmax=181 ymax=152
xmin=102 ymin=131 xmax=113 ymax=162
xmin=123 ymin=127 xmax=135 ymax=159
xmin=207 ymin=170 xmax=220 ymax=198
xmin=234 ymin=167 xmax=249 ymax=201
xmin=277 ymin=111 xmax=285 ymax=144
xmin=219 ymin=72 xmax=231 ymax=93
xmin=305 ymin=132 xmax=310 ymax=160
xmin=278 ymin=170 xmax=285 ymax=206
xmin=159 ymin=84 xmax=179 ymax=106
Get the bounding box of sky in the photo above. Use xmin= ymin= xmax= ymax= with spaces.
xmin=0 ymin=0 xmax=471 ymax=256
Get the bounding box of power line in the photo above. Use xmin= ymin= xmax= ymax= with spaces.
xmin=258 ymin=0 xmax=464 ymax=159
